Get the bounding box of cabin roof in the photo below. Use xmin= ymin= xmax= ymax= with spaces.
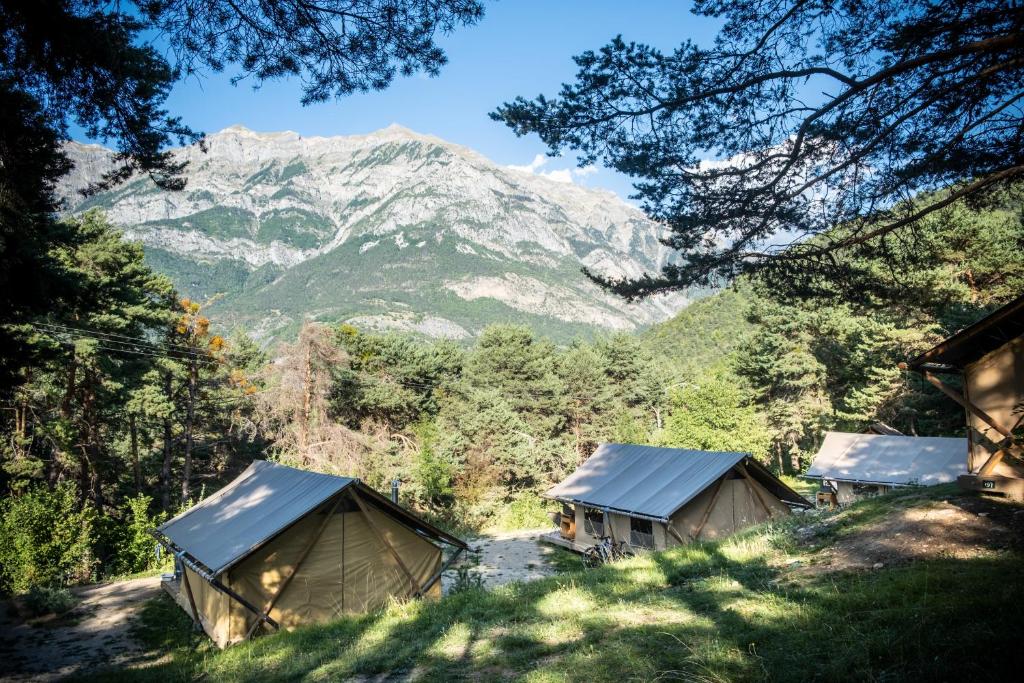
xmin=908 ymin=293 xmax=1024 ymax=371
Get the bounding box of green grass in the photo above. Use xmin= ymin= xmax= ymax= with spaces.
xmin=81 ymin=487 xmax=1023 ymax=682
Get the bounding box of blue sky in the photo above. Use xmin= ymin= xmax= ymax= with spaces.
xmin=75 ymin=1 xmax=721 ymax=201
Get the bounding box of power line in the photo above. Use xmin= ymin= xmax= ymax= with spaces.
xmin=35 ymin=321 xmax=204 ymax=355
xmin=33 ymin=324 xmax=221 ymax=367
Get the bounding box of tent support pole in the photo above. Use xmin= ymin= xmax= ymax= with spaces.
xmin=737 ymin=463 xmax=775 ymax=519
xmin=665 ymin=523 xmax=686 ymax=547
xmin=692 ymin=475 xmax=727 ymax=541
xmin=351 ymin=489 xmax=423 ymax=596
xmin=179 ymin=558 xmax=200 ymax=626
xmin=244 ymin=495 xmax=342 ymax=640
xmin=418 ymin=546 xmax=464 ymax=597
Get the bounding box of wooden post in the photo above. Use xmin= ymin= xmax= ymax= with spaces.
xmin=978 ymin=449 xmax=1007 ymax=477
xmin=920 ymin=371 xmax=1014 ymax=440
xmin=351 ymin=488 xmax=423 ymax=596
xmin=244 ymin=495 xmax=342 ymax=640
xmin=692 ymin=475 xmax=727 ymax=540
xmin=603 ymin=509 xmax=616 ymax=543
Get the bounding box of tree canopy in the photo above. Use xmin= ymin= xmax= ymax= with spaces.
xmin=493 ymin=0 xmax=1024 ymax=298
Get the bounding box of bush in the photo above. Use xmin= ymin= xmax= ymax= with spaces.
xmin=0 ymin=483 xmax=98 ymax=593
xmin=22 ymin=585 xmax=77 ymax=617
xmin=484 ymin=490 xmax=552 ymax=532
xmin=109 ymin=494 xmax=169 ymax=576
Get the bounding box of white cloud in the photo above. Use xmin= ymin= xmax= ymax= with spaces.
xmin=507 ymin=153 xmax=548 ymax=174
xmin=507 ymin=155 xmax=600 ymax=185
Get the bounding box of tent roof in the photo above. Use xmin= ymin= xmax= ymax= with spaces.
xmin=806 ymin=432 xmax=966 ymax=486
xmin=157 ymin=461 xmax=465 ymax=576
xmin=545 ymin=443 xmax=808 ymax=520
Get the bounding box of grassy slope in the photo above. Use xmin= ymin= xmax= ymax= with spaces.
xmin=85 ymin=486 xmax=1023 ymax=682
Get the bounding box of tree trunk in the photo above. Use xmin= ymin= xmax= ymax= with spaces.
xmin=301 ymin=342 xmax=312 ymax=451
xmin=129 ymin=413 xmax=141 ymax=494
xmin=160 ymin=373 xmax=174 ymax=511
xmin=61 ymin=354 xmax=77 ymax=420
xmin=81 ymin=374 xmax=104 ymax=511
xmin=181 ymin=356 xmax=198 ymax=503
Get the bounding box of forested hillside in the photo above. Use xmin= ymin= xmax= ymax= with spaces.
xmin=2 ymin=183 xmax=1023 ymax=596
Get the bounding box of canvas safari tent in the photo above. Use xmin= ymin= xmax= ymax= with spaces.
xmin=904 ymin=293 xmax=1024 ymax=500
xmin=805 ymin=432 xmax=966 ymax=505
xmin=153 ymin=460 xmax=467 ymax=648
xmin=545 ymin=443 xmax=810 ymax=551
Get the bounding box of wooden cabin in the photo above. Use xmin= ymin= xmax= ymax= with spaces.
xmin=905 ymin=294 xmax=1024 ymax=500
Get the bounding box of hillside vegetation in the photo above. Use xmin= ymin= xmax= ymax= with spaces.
xmin=85 ymin=486 xmax=1024 ymax=682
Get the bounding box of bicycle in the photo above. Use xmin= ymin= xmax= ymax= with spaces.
xmin=581 ymin=535 xmax=634 ymax=568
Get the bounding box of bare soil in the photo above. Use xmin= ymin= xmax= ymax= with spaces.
xmin=0 ymin=575 xmax=161 ymax=682
xmin=443 ymin=528 xmax=558 ymax=592
xmin=796 ymin=495 xmax=1024 ymax=573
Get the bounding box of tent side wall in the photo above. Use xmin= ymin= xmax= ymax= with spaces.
xmin=669 ymin=473 xmax=790 ymax=542
xmin=180 ymin=566 xmax=233 ymax=648
xmin=571 ymin=505 xmax=667 ymax=550
xmin=184 ymin=497 xmax=442 ymax=648
xmin=965 ymin=338 xmax=1024 ymax=475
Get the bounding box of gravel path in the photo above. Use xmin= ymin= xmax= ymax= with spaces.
xmin=0 ymin=575 xmax=161 ymax=682
xmin=444 ymin=528 xmax=559 ymax=592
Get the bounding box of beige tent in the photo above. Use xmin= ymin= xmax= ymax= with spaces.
xmin=154 ymin=461 xmax=467 ymax=648
xmin=546 ymin=444 xmax=811 ymax=552
xmin=806 ymin=432 xmax=966 ymax=504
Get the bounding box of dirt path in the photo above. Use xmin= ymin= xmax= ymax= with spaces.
xmin=444 ymin=528 xmax=559 ymax=592
xmin=0 ymin=575 xmax=160 ymax=682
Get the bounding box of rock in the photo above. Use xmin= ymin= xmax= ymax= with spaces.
xmin=872 ymin=562 xmax=884 ymax=569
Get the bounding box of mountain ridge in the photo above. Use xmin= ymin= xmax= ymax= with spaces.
xmin=59 ymin=125 xmax=693 ymax=342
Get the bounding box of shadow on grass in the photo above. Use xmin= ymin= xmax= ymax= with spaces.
xmin=79 ymin=500 xmax=1024 ymax=682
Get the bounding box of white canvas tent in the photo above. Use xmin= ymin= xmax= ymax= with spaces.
xmin=805 ymin=432 xmax=966 ymax=503
xmin=546 ymin=443 xmax=810 ymax=551
xmin=154 ymin=461 xmax=467 ymax=647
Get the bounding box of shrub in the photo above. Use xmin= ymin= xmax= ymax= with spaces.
xmin=22 ymin=585 xmax=77 ymax=616
xmin=110 ymin=494 xmax=169 ymax=576
xmin=0 ymin=483 xmax=98 ymax=593
xmin=484 ymin=490 xmax=552 ymax=532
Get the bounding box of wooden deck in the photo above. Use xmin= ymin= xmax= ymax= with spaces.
xmin=537 ymin=530 xmax=588 ymax=553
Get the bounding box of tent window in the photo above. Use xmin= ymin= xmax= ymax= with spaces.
xmin=629 ymin=517 xmax=654 ymax=549
xmin=583 ymin=507 xmax=604 ymax=537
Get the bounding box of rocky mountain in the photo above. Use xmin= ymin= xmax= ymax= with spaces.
xmin=59 ymin=125 xmax=691 ymax=342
